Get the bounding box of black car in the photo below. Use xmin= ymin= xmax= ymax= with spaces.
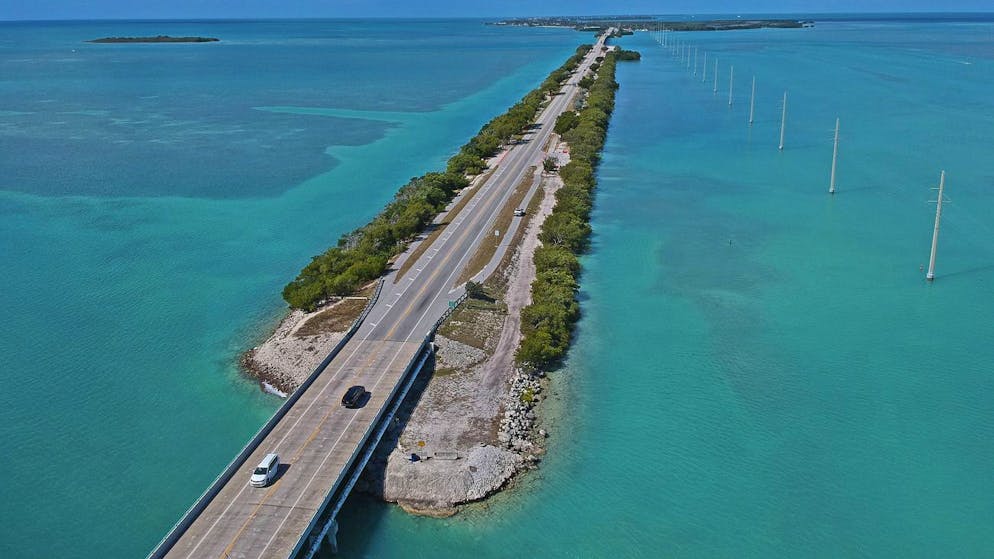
xmin=341 ymin=385 xmax=366 ymax=408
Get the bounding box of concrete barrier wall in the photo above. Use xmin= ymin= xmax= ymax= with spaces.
xmin=147 ymin=280 xmax=384 ymax=559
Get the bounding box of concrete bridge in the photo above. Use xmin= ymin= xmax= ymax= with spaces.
xmin=149 ymin=32 xmax=606 ymax=559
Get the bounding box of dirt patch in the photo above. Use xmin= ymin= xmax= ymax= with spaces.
xmin=436 ymin=294 xmax=504 ymax=353
xmin=294 ymin=297 xmax=367 ymax=337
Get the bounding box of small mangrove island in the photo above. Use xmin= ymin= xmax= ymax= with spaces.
xmin=87 ymin=35 xmax=219 ymax=43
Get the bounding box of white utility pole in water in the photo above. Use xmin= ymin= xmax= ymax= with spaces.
xmin=749 ymin=76 xmax=756 ymax=124
xmin=702 ymin=52 xmax=708 ymax=82
xmin=778 ymin=91 xmax=788 ymax=151
xmin=713 ymin=59 xmax=719 ymax=93
xmin=694 ymin=47 xmax=698 ymax=76
xmin=829 ymin=117 xmax=840 ymax=194
xmin=926 ymin=170 xmax=947 ymax=281
xmin=728 ymin=66 xmax=734 ymax=106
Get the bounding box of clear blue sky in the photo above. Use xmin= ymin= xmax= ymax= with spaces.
xmin=2 ymin=0 xmax=991 ymax=21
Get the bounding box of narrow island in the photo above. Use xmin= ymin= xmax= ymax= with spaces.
xmin=493 ymin=17 xmax=809 ymax=31
xmin=244 ymin=34 xmax=640 ymax=514
xmin=87 ymin=35 xmax=219 ymax=43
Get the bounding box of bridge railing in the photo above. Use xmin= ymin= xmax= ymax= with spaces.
xmin=147 ymin=279 xmax=384 ymax=559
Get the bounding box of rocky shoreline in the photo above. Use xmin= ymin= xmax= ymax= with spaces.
xmin=240 ymin=295 xmax=368 ymax=395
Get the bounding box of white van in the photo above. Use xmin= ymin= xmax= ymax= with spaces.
xmin=250 ymin=453 xmax=280 ymax=487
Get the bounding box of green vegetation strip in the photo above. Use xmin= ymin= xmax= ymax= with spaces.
xmin=515 ymin=48 xmax=640 ymax=370
xmin=282 ymin=44 xmax=594 ymax=311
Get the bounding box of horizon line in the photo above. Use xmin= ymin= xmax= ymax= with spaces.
xmin=3 ymin=11 xmax=994 ymax=23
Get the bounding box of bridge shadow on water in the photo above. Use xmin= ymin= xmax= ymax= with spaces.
xmin=318 ymin=350 xmax=438 ymax=557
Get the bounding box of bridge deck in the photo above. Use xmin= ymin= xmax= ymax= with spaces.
xmin=164 ymin=339 xmax=421 ymax=559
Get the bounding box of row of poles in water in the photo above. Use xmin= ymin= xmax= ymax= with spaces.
xmin=649 ymin=28 xmax=947 ymax=281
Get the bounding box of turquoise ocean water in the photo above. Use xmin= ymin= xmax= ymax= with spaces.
xmin=3 ymin=16 xmax=994 ymax=558
xmin=340 ymin=17 xmax=994 ymax=558
xmin=0 ymin=19 xmax=581 ymax=557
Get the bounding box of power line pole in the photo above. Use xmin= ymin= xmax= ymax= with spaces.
xmin=829 ymin=117 xmax=840 ymax=194
xmin=778 ymin=91 xmax=788 ymax=151
xmin=926 ymin=170 xmax=947 ymax=281
xmin=748 ymin=76 xmax=756 ymax=124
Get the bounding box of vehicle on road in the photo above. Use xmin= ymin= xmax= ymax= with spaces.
xmin=342 ymin=385 xmax=366 ymax=408
xmin=250 ymin=453 xmax=280 ymax=488
xmin=513 ymin=208 xmax=526 ymax=217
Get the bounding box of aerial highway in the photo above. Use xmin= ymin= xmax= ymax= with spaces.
xmin=153 ymin=31 xmax=609 ymax=559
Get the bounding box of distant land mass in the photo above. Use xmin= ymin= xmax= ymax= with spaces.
xmin=492 ymin=17 xmax=809 ymax=32
xmin=87 ymin=35 xmax=220 ymax=43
